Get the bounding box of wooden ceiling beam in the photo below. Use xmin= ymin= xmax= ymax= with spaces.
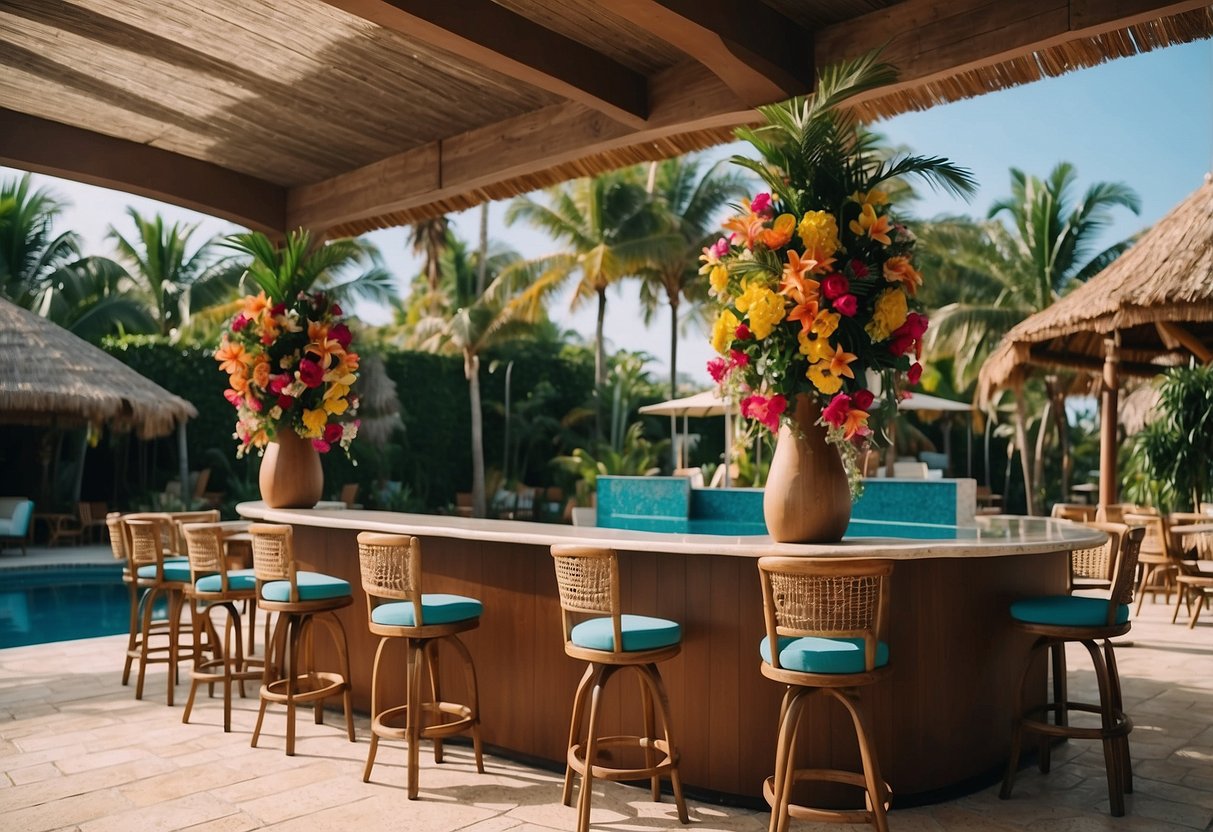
xmin=318 ymin=0 xmax=648 ymax=127
xmin=287 ymin=61 xmax=746 ymax=231
xmin=0 ymin=110 xmax=286 ymax=234
xmin=596 ymin=0 xmax=815 ymax=105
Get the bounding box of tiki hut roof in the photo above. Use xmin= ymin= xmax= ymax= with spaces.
xmin=2 ymin=1 xmax=1211 ymax=238
xmin=980 ymin=174 xmax=1213 ymax=398
xmin=0 ymin=299 xmax=197 ymax=438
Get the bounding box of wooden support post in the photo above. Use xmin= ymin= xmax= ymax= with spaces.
xmin=1098 ymin=334 xmax=1120 ymax=513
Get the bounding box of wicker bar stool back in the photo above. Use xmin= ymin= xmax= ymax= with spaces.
xmin=1125 ymin=512 xmax=1173 ymax=614
xmin=248 ymin=523 xmax=355 ymax=756
xmin=357 ymin=532 xmax=484 ymax=797
xmin=107 ymin=512 xmax=154 ymax=688
xmin=180 ymin=522 xmax=262 ymax=732
xmin=1000 ymin=524 xmax=1145 ymax=816
xmin=1072 ymin=522 xmax=1123 ymax=591
xmin=756 ymin=557 xmax=894 ymax=832
xmin=550 ymin=545 xmax=688 ymax=832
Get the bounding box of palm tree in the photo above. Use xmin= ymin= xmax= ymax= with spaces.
xmin=412 ymin=234 xmax=546 ymax=517
xmin=923 ymin=163 xmax=1140 ymax=512
xmin=505 ymin=170 xmax=674 ymax=393
xmin=639 ymin=157 xmax=751 ymax=397
xmin=407 ymin=215 xmax=450 ymax=302
xmin=36 ymin=256 xmax=157 ymax=341
xmin=0 ymin=174 xmax=81 ymax=307
xmin=108 ymin=208 xmax=247 ymax=336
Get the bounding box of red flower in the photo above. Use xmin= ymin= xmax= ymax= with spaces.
xmin=331 ymin=303 xmax=343 ymax=317
xmin=740 ymin=394 xmax=787 ymax=432
xmin=311 ymin=439 xmax=331 ymax=453
xmin=330 ymin=322 xmax=352 ymax=348
xmin=231 ymin=314 xmax=248 ymax=333
xmin=729 ymin=349 xmax=750 ymax=368
xmin=821 ymin=393 xmax=851 ymax=427
xmin=822 ymin=273 xmax=849 ymax=300
xmin=908 ymin=362 xmax=923 ymax=385
xmin=270 ymin=303 xmax=286 ymax=316
xmin=897 ymin=312 xmax=929 ymax=340
xmin=750 ymin=192 xmax=772 ymax=216
xmin=889 ymin=335 xmax=915 ymax=357
xmin=833 ymin=294 xmax=858 ymax=317
xmin=707 ymin=357 xmax=728 ymax=383
xmin=268 ymin=373 xmax=290 ymax=394
xmin=852 ymin=389 xmax=875 ymax=410
xmin=324 ymin=422 xmax=343 ymax=443
xmin=298 ymin=358 xmax=324 ymax=388
xmin=277 ymin=395 xmax=294 ymax=410
xmin=734 ymin=323 xmax=752 ymax=341
xmin=849 ymin=259 xmax=869 ymax=279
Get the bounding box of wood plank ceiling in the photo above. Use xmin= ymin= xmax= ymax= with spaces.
xmin=1 ymin=0 xmax=1210 ymax=237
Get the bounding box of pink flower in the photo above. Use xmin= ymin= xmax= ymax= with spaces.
xmin=852 ymin=389 xmax=875 ymax=410
xmin=223 ymin=389 xmax=242 ymax=407
xmin=908 ymin=362 xmax=923 ymax=385
xmin=268 ymin=373 xmax=291 ymax=394
xmin=849 ymin=259 xmax=869 ymax=279
xmin=821 ymin=393 xmax=852 ymax=427
xmin=710 ymin=237 xmax=731 ymax=259
xmin=324 ymin=422 xmax=343 ymax=443
xmin=822 ymin=273 xmax=849 ymax=300
xmin=330 ymin=322 xmax=352 ymax=348
xmin=729 ymin=349 xmax=750 ymax=368
xmin=833 ymin=294 xmax=858 ymax=317
xmin=231 ymin=314 xmax=248 ymax=333
xmin=734 ymin=323 xmax=752 ymax=341
xmin=298 ymin=358 xmax=324 ymax=388
xmin=311 ymin=439 xmax=331 ymax=453
xmin=707 ymin=357 xmax=728 ymax=383
xmin=246 ymin=396 xmax=263 ymax=413
xmin=750 ymin=192 xmax=772 ymax=215
xmin=740 ymin=394 xmax=787 ymax=432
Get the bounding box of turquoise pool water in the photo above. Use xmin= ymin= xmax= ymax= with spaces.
xmin=0 ymin=565 xmax=163 ymax=649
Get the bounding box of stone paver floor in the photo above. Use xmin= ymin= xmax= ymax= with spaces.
xmin=0 ymin=590 xmax=1210 ymax=831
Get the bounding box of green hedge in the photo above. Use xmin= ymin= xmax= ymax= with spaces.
xmin=102 ymin=337 xmax=597 ymax=511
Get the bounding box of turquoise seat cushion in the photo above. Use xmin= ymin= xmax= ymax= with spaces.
xmin=136 ymin=561 xmax=193 ymax=582
xmin=1011 ymin=595 xmax=1129 ymax=627
xmin=261 ymin=571 xmax=351 ymax=602
xmin=760 ymin=636 xmax=889 ymax=674
xmin=195 ymin=569 xmax=256 ymax=593
xmin=570 ymin=615 xmax=681 ymax=652
xmin=370 ymin=594 xmax=483 ymax=627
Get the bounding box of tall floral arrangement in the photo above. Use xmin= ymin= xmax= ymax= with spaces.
xmin=215 ymin=230 xmax=366 ymax=457
xmin=705 ymin=54 xmax=975 ymax=491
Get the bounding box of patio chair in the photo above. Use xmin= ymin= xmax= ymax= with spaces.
xmin=78 ymin=501 xmax=109 ymax=542
xmin=1051 ymin=503 xmax=1097 ymax=522
xmin=1173 ymin=528 xmax=1213 ymax=628
xmin=0 ymin=497 xmax=34 ymax=556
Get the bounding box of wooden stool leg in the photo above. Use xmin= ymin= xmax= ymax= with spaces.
xmin=251 ymin=610 xmax=286 ymax=749
xmin=122 ymin=583 xmax=141 ymax=685
xmin=1172 ymin=583 xmax=1187 ymax=624
xmin=832 ymin=688 xmax=890 ymax=832
xmin=1190 ymin=593 xmax=1207 ymax=629
xmin=225 ymin=604 xmax=243 ymax=733
xmin=135 ymin=585 xmax=159 ymax=701
xmin=166 ymin=589 xmax=183 ymax=706
xmin=562 ymin=664 xmax=595 ymax=807
xmin=1103 ymin=639 xmax=1132 ymax=795
xmin=285 ymin=615 xmax=302 ymax=757
xmin=577 ymin=666 xmax=611 ymax=832
xmin=426 ymin=639 xmax=444 ymax=764
xmin=1135 ymin=564 xmax=1156 ymax=615
xmin=181 ymin=600 xmax=205 ymax=725
xmin=1080 ymin=639 xmax=1125 ymax=817
xmin=1001 ymin=638 xmax=1045 ymax=800
xmin=406 ymin=639 xmax=424 ymax=800
xmin=363 ymin=636 xmax=389 ymax=782
xmin=768 ymin=687 xmax=808 ymax=832
xmin=641 ymin=663 xmax=687 ymax=823
xmin=449 ymin=634 xmax=484 ymax=773
xmin=638 ymin=669 xmax=659 ymax=801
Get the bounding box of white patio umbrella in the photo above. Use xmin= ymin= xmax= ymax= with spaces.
xmin=897 ymin=391 xmax=974 ymax=478
xmin=639 ymin=389 xmax=738 ymax=485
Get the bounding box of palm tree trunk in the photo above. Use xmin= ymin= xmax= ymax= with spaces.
xmin=668 ymin=294 xmax=679 ymax=400
xmin=1014 ymin=393 xmax=1036 ymax=515
xmin=594 ymin=288 xmax=607 ymax=440
xmin=1032 ymin=396 xmax=1051 ymax=509
xmin=466 ymin=350 xmax=486 ymax=518
xmin=476 ymin=203 xmax=489 ymax=296
xmin=1047 ymin=379 xmax=1072 ymax=498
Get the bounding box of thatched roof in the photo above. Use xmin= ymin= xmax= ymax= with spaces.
xmin=980 ymin=174 xmax=1213 ymax=397
xmin=2 ymin=1 xmax=1210 ymax=237
xmin=0 ymin=299 xmax=197 ymax=438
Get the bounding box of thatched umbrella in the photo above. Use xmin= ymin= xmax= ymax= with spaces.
xmin=0 ymin=298 xmax=197 ymax=501
xmin=979 ymin=175 xmax=1213 ymax=509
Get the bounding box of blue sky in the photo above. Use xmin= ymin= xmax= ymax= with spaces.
xmin=6 ymin=39 xmax=1212 ymax=387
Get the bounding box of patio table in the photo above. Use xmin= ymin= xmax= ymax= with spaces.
xmin=237 ymin=501 xmax=1102 ymax=806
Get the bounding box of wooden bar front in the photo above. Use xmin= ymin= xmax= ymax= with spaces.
xmin=238 ymin=505 xmax=1085 ymax=804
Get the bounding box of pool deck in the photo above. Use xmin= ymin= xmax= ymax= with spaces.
xmin=0 ymin=547 xmax=1211 ymax=831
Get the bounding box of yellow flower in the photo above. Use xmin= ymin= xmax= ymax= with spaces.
xmin=734 ymin=282 xmax=786 ymax=340
xmin=323 ymin=396 xmax=349 ymax=416
xmin=797 ymin=329 xmax=833 ymax=363
xmin=850 ymin=189 xmax=889 ymax=207
xmin=865 ymin=288 xmax=909 ymax=341
xmin=812 ymin=309 xmax=840 ymax=339
xmin=796 ymin=211 xmax=840 ymax=271
xmin=807 ymin=362 xmax=844 ymax=395
xmin=711 ymin=309 xmax=740 ymax=354
xmin=849 ymin=204 xmax=893 ymax=246
xmin=883 ymin=256 xmax=923 ymax=296
xmin=709 ymin=264 xmax=730 ymax=299
xmin=301 ymin=408 xmax=328 ymax=438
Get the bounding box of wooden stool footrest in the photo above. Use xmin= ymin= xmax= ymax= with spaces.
xmin=763 ymin=769 xmax=892 ymax=824
xmin=1021 ymin=702 xmax=1132 ymax=740
xmin=371 ymin=702 xmax=476 ymax=741
xmin=261 ymin=671 xmax=347 ymax=704
xmin=569 ymin=736 xmax=678 ymax=781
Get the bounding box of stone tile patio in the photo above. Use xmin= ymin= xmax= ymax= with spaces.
xmin=0 ymin=581 xmax=1210 ymax=831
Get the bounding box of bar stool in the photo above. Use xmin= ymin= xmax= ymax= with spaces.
xmin=248 ymin=523 xmax=355 ymax=756
xmin=357 ymin=532 xmax=484 ymax=796
xmin=549 ymin=545 xmax=688 ymax=832
xmin=1126 ymin=512 xmax=1174 ymax=612
xmin=107 ymin=513 xmax=175 ymax=687
xmin=180 ymin=522 xmax=263 ymax=732
xmin=756 ymin=557 xmax=893 ymax=832
xmin=1000 ymin=525 xmax=1145 ymax=816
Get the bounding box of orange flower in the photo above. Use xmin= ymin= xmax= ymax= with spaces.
xmin=722 ymin=211 xmax=765 ymax=250
xmin=848 ymin=204 xmax=893 ymax=246
xmin=215 ymin=339 xmax=253 ymax=375
xmin=241 ymin=291 xmax=270 ymax=321
xmin=826 ymin=343 xmax=858 ymax=379
xmin=841 ymin=407 xmax=871 ymax=440
xmin=883 ymin=256 xmax=923 ymax=295
xmin=228 ymin=371 xmax=249 ymax=395
xmin=251 ymin=357 xmax=271 ymax=390
xmin=779 ymin=251 xmax=821 ymax=305
xmin=759 ymin=214 xmax=796 ymax=250
xmin=787 ymin=299 xmax=819 ymax=334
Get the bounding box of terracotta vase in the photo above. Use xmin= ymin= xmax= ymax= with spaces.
xmin=763 ymin=395 xmax=852 ymax=543
xmin=259 ymin=426 xmax=323 ymax=509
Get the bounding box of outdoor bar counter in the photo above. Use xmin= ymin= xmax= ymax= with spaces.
xmin=237 ymin=501 xmax=1103 ymax=805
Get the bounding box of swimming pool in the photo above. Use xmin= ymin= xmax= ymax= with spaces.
xmin=0 ymin=565 xmax=164 ymax=649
